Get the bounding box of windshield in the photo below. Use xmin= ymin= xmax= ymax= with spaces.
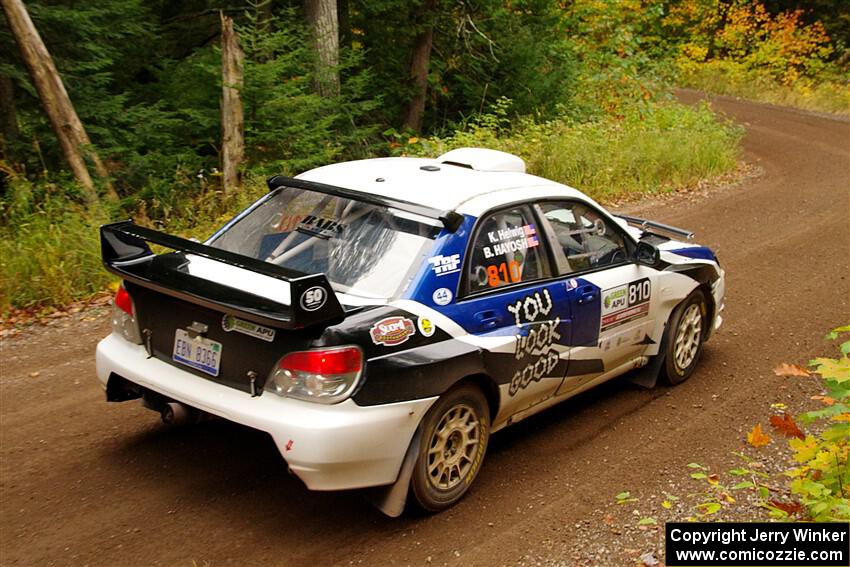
xmin=209 ymin=187 xmax=441 ymax=299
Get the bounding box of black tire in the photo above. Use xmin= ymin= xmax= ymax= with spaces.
xmin=410 ymin=383 xmax=490 ymax=512
xmin=661 ymin=289 xmax=708 ymax=385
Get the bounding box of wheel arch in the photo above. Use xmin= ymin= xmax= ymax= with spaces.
xmin=454 ymin=373 xmax=500 ymax=422
xmin=663 ymin=262 xmax=719 ymax=339
xmin=697 ymin=282 xmax=715 ymax=338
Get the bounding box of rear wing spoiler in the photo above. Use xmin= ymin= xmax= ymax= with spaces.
xmin=101 ymin=220 xmax=345 ymax=329
xmin=615 ymin=214 xmax=694 ymax=241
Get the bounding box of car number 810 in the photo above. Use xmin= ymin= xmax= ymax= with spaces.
xmin=629 ymin=279 xmax=651 ymax=304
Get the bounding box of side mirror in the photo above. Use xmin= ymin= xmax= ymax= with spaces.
xmin=634 ymin=241 xmax=660 ymax=267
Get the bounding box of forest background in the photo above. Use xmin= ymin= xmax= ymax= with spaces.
xmin=1 ymin=0 xmax=848 ymax=313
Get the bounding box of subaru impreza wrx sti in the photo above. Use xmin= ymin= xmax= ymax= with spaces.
xmin=96 ymin=148 xmax=725 ymax=515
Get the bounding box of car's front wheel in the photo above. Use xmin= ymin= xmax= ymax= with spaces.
xmin=661 ymin=289 xmax=708 ymax=385
xmin=410 ymin=383 xmax=490 ymax=512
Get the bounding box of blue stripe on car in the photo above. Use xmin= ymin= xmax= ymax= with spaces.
xmin=403 ymin=214 xmax=476 ymax=307
xmin=668 ymin=246 xmax=716 ymax=262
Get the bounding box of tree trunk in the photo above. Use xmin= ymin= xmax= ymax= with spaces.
xmin=221 ymin=14 xmax=245 ymax=194
xmin=403 ymin=0 xmax=436 ymax=133
xmin=1 ymin=0 xmax=117 ymax=204
xmin=220 ymin=12 xmax=244 ymax=195
xmin=304 ymin=0 xmax=340 ymax=97
xmin=708 ymin=0 xmax=734 ymax=60
xmin=0 ymin=74 xmax=19 ymax=161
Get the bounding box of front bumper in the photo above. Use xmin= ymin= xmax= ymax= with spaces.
xmin=96 ymin=333 xmax=436 ymax=491
xmin=710 ymin=268 xmax=726 ymax=335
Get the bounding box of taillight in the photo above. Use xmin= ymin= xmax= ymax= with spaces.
xmin=115 ymin=284 xmax=134 ymax=316
xmin=111 ymin=283 xmax=142 ymax=344
xmin=281 ymin=348 xmax=362 ymax=374
xmin=266 ymin=346 xmax=363 ymax=404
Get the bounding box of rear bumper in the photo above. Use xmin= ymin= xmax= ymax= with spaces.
xmin=95 ymin=333 xmax=436 ymax=491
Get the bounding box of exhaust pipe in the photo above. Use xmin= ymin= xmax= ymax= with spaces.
xmin=140 ymin=391 xmax=208 ymax=425
xmin=160 ymin=401 xmax=197 ymax=426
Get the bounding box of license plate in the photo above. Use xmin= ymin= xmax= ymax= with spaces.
xmin=172 ymin=329 xmax=222 ymax=377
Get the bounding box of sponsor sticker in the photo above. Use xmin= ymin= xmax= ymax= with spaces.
xmin=300 ymin=286 xmax=327 ymax=311
xmin=484 ymin=260 xmax=521 ymax=287
xmin=483 ymin=224 xmax=539 ymax=259
xmin=428 ymin=254 xmax=461 ymax=276
xmin=417 ymin=317 xmax=436 ymax=337
xmin=370 ymin=316 xmax=416 ymax=346
xmin=296 ymin=215 xmax=346 ymax=239
xmin=600 ymin=278 xmax=651 ymax=332
xmin=221 ymin=314 xmax=276 ymax=342
xmin=565 ymin=278 xmax=579 ymax=291
xmin=432 ymin=287 xmax=453 ymax=306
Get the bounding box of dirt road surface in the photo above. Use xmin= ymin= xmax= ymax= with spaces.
xmin=1 ymin=94 xmax=848 ymax=567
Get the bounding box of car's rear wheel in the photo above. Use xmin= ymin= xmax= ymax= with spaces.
xmin=661 ymin=289 xmax=708 ymax=385
xmin=410 ymin=383 xmax=490 ymax=512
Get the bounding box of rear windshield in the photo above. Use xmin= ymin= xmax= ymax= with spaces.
xmin=209 ymin=187 xmax=441 ymax=299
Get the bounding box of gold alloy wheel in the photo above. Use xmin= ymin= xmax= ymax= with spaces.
xmin=674 ymin=303 xmax=703 ymax=371
xmin=426 ymin=403 xmax=480 ymax=490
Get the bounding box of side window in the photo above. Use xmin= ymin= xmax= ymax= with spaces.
xmin=466 ymin=206 xmax=548 ymax=293
xmin=538 ymin=201 xmax=629 ymax=275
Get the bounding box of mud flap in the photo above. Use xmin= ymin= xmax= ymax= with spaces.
xmin=365 ymin=428 xmax=422 ymax=517
xmin=628 ymin=324 xmax=669 ymax=389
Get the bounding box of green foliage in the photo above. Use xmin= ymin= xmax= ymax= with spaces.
xmin=351 ymin=0 xmax=580 ymax=129
xmin=434 ymin=0 xmax=580 ymax=122
xmin=1 ymin=0 xmax=382 ymax=199
xmin=238 ymin=5 xmax=379 ymax=175
xmin=564 ymin=0 xmax=672 ymax=120
xmin=1 ymin=0 xmax=158 ymax=175
xmin=785 ymin=327 xmax=850 ymax=521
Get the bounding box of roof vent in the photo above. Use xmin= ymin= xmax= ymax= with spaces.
xmin=436 ymin=148 xmax=525 ymax=173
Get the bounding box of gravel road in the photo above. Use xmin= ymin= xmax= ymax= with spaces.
xmin=1 ymin=93 xmax=848 ymax=567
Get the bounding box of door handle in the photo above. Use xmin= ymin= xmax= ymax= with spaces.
xmin=577 ymin=285 xmax=597 ymax=304
xmin=474 ymin=310 xmax=501 ymax=329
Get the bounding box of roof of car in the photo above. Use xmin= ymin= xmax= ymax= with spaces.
xmin=297 ymin=156 xmax=587 ymax=216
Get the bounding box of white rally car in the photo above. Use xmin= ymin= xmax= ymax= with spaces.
xmin=96 ymin=148 xmax=724 ymax=515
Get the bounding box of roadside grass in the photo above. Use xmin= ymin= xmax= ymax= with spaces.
xmin=0 ymin=181 xmax=112 ymax=312
xmin=679 ymin=61 xmax=850 ymax=116
xmin=0 ymin=174 xmax=268 ymax=315
xmin=0 ymin=101 xmax=742 ymax=316
xmin=409 ymin=100 xmax=743 ymax=203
